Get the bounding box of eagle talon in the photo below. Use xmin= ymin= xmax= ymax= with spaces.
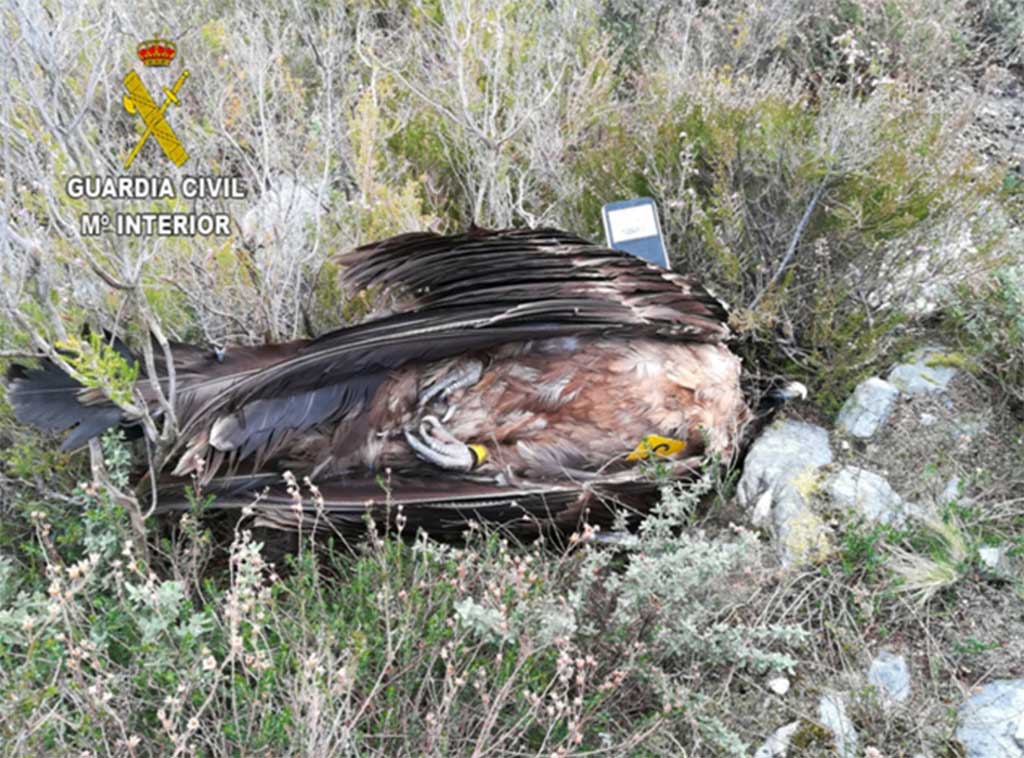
xmin=404 ymin=415 xmax=486 ymax=472
xmin=441 ymin=403 xmax=458 ymax=423
xmin=418 ymin=360 xmax=483 ymax=409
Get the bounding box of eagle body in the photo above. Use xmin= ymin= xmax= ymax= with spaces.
xmin=275 ymin=336 xmax=747 ymax=481
xmin=7 ymin=228 xmax=768 ymax=537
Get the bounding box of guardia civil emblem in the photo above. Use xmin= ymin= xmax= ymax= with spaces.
xmin=122 ymin=38 xmax=189 ymax=168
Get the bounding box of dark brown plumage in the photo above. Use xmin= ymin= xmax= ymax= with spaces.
xmin=6 ymin=227 xmax=783 ymax=538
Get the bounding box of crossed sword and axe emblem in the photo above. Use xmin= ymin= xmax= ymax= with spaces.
xmin=122 ymin=69 xmax=190 ymax=169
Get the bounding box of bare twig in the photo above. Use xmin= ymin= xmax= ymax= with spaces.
xmin=749 ymin=172 xmax=831 ymax=311
xmin=88 ymin=438 xmax=150 ymax=564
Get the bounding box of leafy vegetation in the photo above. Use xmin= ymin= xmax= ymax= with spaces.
xmin=0 ymin=436 xmax=804 ymax=755
xmin=949 ymin=265 xmax=1024 ymax=409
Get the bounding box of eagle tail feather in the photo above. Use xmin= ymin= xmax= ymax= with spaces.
xmin=5 ymin=359 xmax=128 ymax=451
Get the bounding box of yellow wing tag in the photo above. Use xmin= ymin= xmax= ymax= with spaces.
xmin=626 ymin=434 xmax=687 ymax=462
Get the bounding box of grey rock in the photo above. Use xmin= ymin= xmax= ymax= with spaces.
xmin=837 ymin=377 xmax=900 ymax=438
xmin=941 ymin=476 xmax=964 ymax=505
xmin=819 ymin=692 xmax=859 ymax=758
xmin=978 ymin=545 xmax=1013 ymax=578
xmin=868 ymin=650 xmax=911 ymax=705
xmin=754 ymin=721 xmax=800 ymax=758
xmin=767 ymin=676 xmax=790 ymax=696
xmin=739 ymin=421 xmax=834 ymax=507
xmin=826 ymin=466 xmax=908 ymax=526
xmin=957 ymin=679 xmax=1024 ymax=758
xmin=750 ymin=488 xmax=774 ymax=529
xmin=738 ymin=421 xmax=834 ymax=566
xmin=771 ymin=492 xmax=834 ymax=568
xmin=888 ymin=348 xmax=959 ymax=396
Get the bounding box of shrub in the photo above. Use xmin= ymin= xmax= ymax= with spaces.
xmin=948 ymin=264 xmax=1024 ymax=410
xmin=52 ymin=332 xmax=140 ymax=408
xmin=978 ymin=0 xmax=1024 ymax=64
xmin=0 ymin=439 xmax=805 ymax=755
xmin=573 ymin=67 xmax=1005 ymax=409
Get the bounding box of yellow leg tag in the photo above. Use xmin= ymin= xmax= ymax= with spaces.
xmin=468 ymin=444 xmax=488 ymax=466
xmin=626 ymin=434 xmax=687 ymax=461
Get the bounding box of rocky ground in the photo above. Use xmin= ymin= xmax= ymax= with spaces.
xmin=734 ymin=345 xmax=1023 ymax=757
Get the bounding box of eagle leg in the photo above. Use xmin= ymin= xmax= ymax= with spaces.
xmin=418 ymin=359 xmax=483 ymax=409
xmin=403 ymin=415 xmax=487 ymax=472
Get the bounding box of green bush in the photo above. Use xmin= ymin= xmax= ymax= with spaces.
xmin=571 ymin=71 xmax=1004 ymax=410
xmin=978 ymin=0 xmax=1024 ymax=64
xmin=949 ymin=264 xmax=1024 ymax=410
xmin=0 ymin=438 xmax=805 ymax=755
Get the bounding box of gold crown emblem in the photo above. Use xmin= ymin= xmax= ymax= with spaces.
xmin=137 ymin=38 xmax=176 ymax=67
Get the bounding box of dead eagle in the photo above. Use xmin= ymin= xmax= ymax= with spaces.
xmin=7 ymin=227 xmax=804 ymax=537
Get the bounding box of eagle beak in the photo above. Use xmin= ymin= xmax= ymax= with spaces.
xmin=783 ymin=381 xmax=808 ymax=401
xmin=765 ymin=381 xmax=808 ymax=405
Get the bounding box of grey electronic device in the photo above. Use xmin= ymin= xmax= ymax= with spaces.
xmin=601 ymin=197 xmax=669 ymax=269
